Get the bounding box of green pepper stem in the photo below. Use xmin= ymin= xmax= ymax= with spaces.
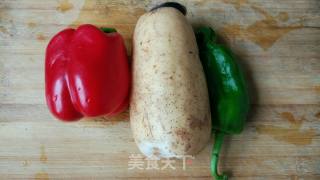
xmin=211 ymin=131 xmax=228 ymax=180
xmin=100 ymin=27 xmax=117 ymax=33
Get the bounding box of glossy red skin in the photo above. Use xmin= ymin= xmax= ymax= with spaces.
xmin=45 ymin=24 xmax=130 ymax=121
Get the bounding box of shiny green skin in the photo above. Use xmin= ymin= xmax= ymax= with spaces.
xmin=196 ymin=27 xmax=250 ymax=180
xmin=196 ymin=27 xmax=249 ymax=135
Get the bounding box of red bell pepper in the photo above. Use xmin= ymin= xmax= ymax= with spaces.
xmin=45 ymin=24 xmax=130 ymax=121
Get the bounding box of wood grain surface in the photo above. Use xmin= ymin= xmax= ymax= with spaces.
xmin=0 ymin=0 xmax=319 ymax=179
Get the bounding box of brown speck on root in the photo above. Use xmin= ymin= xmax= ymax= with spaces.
xmin=185 ymin=144 xmax=192 ymax=152
xmin=171 ymin=142 xmax=178 ymax=149
xmin=188 ymin=114 xmax=208 ymax=130
xmin=175 ymin=129 xmax=192 ymax=142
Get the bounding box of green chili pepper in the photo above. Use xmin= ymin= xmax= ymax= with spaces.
xmin=195 ymin=27 xmax=250 ymax=180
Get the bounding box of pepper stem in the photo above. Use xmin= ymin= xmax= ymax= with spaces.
xmin=211 ymin=131 xmax=228 ymax=180
xmin=100 ymin=27 xmax=117 ymax=33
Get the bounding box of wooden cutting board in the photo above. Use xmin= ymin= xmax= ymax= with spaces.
xmin=0 ymin=0 xmax=319 ymax=179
